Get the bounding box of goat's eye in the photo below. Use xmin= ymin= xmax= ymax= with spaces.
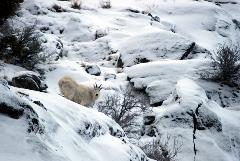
xmin=96 ymin=94 xmax=98 ymax=96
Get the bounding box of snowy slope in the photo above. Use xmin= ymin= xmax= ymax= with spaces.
xmin=0 ymin=81 xmax=149 ymax=161
xmin=1 ymin=0 xmax=240 ymax=161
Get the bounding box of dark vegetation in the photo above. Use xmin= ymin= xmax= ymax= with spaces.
xmin=0 ymin=22 xmax=43 ymax=70
xmin=201 ymin=44 xmax=240 ymax=87
xmin=141 ymin=134 xmax=182 ymax=161
xmin=71 ymin=0 xmax=82 ymax=9
xmin=0 ymin=0 xmax=23 ymax=24
xmin=97 ymin=88 xmax=148 ymax=138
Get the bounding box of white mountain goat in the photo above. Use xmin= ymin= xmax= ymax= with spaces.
xmin=58 ymin=76 xmax=102 ymax=107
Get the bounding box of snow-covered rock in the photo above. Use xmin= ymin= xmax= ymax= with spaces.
xmin=118 ymin=31 xmax=208 ymax=67
xmin=143 ymin=79 xmax=240 ymax=161
xmin=0 ymin=80 xmax=24 ymax=119
xmin=0 ymin=80 xmax=43 ymax=135
xmin=104 ymin=73 xmax=116 ymax=81
xmin=85 ymin=64 xmax=101 ymax=76
xmin=1 ymin=0 xmax=240 ymax=160
xmin=12 ymin=71 xmax=47 ymax=92
xmin=156 ymin=79 xmax=222 ymax=132
xmin=125 ymin=59 xmax=208 ymax=105
xmin=95 ymin=29 xmax=108 ymax=40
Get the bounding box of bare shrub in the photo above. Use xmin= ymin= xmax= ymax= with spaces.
xmin=71 ymin=0 xmax=82 ymax=9
xmin=134 ymin=57 xmax=150 ymax=65
xmin=0 ymin=22 xmax=43 ymax=70
xmin=201 ymin=44 xmax=240 ymax=86
xmin=141 ymin=135 xmax=182 ymax=161
xmin=100 ymin=0 xmax=111 ymax=9
xmin=97 ymin=88 xmax=148 ymax=138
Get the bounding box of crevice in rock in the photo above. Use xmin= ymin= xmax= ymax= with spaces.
xmin=150 ymin=101 xmax=163 ymax=107
xmin=125 ymin=8 xmax=160 ymax=23
xmin=180 ymin=42 xmax=196 ymax=60
xmin=192 ymin=103 xmax=203 ymax=161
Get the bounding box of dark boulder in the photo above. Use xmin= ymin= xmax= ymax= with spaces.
xmin=12 ymin=71 xmax=47 ymax=91
xmin=144 ymin=115 xmax=155 ymax=125
xmin=85 ymin=65 xmax=101 ymax=76
xmin=0 ymin=102 xmax=24 ymax=119
xmin=104 ymin=73 xmax=116 ymax=80
xmin=0 ymin=80 xmax=24 ymax=119
xmin=116 ymin=54 xmax=124 ymax=68
xmin=0 ymin=79 xmax=44 ymax=133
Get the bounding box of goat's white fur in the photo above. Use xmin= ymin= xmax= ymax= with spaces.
xmin=58 ymin=76 xmax=101 ymax=107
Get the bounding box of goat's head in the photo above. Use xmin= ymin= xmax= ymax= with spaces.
xmin=93 ymin=83 xmax=102 ymax=99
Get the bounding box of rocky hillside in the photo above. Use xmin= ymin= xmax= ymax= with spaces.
xmin=0 ymin=0 xmax=240 ymax=161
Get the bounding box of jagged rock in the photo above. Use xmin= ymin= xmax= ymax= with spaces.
xmin=12 ymin=71 xmax=47 ymax=92
xmin=151 ymin=16 xmax=160 ymax=22
xmin=0 ymin=80 xmax=25 ymax=119
xmin=126 ymin=8 xmax=141 ymax=13
xmin=77 ymin=122 xmax=106 ymax=140
xmin=144 ymin=115 xmax=155 ymax=125
xmin=117 ymin=54 xmax=124 ymax=68
xmin=163 ymin=106 xmax=222 ymax=132
xmin=95 ymin=29 xmax=108 ymax=40
xmin=118 ymin=31 xmax=208 ymax=67
xmin=85 ymin=65 xmax=101 ymax=76
xmin=156 ymin=79 xmax=222 ymax=132
xmin=145 ymin=126 xmax=157 ymax=137
xmin=0 ymin=102 xmax=24 ymax=119
xmin=232 ymin=19 xmax=240 ymax=29
xmin=0 ymin=80 xmax=44 ymax=135
xmin=104 ymin=73 xmax=116 ymax=80
xmin=180 ymin=42 xmax=196 ymax=60
xmin=196 ymin=106 xmax=222 ymax=131
xmin=33 ymin=100 xmax=47 ymax=111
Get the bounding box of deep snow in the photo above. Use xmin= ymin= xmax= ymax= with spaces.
xmin=1 ymin=0 xmax=240 ymax=161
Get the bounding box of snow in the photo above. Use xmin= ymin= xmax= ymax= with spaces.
xmin=125 ymin=59 xmax=208 ymax=104
xmin=0 ymin=80 xmax=25 ymax=114
xmin=118 ymin=30 xmax=206 ymax=67
xmin=0 ymin=82 xmax=149 ymax=161
xmin=1 ymin=0 xmax=240 ymax=161
xmin=0 ymin=62 xmax=31 ymax=82
xmin=145 ymin=79 xmax=240 ymax=161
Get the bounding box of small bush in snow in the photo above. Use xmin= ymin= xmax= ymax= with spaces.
xmin=134 ymin=57 xmax=150 ymax=65
xmin=71 ymin=0 xmax=82 ymax=9
xmin=0 ymin=0 xmax=23 ymax=24
xmin=97 ymin=88 xmax=148 ymax=138
xmin=141 ymin=135 xmax=182 ymax=161
xmin=100 ymin=0 xmax=111 ymax=9
xmin=201 ymin=44 xmax=240 ymax=86
xmin=0 ymin=22 xmax=43 ymax=70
